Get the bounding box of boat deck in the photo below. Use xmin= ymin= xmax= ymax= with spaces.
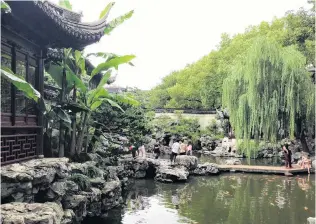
xmin=218 ymin=164 xmax=312 ymax=176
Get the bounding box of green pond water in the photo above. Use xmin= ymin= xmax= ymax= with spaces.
xmin=86 ymin=173 xmax=315 ymax=224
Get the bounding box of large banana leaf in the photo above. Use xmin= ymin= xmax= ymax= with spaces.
xmin=103 ymin=98 xmax=124 ymax=112
xmin=53 ymin=106 xmax=71 ymax=124
xmin=65 ymin=65 xmax=87 ymax=92
xmin=45 ymin=62 xmax=63 ymax=88
xmin=99 ymin=2 xmax=115 ymax=19
xmin=86 ymin=52 xmax=135 ymax=66
xmin=103 ymin=10 xmax=134 ymax=35
xmin=111 ymin=94 xmax=140 ymax=106
xmin=1 ymin=68 xmax=40 ymax=102
xmin=61 ymin=102 xmax=89 ymax=114
xmin=95 ymin=71 xmax=112 ymax=89
xmin=90 ymin=55 xmax=135 ymax=78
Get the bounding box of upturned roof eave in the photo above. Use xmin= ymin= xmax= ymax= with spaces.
xmin=4 ymin=0 xmax=109 ymax=50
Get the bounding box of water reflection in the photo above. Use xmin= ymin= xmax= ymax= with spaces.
xmin=85 ymin=174 xmax=314 ymax=224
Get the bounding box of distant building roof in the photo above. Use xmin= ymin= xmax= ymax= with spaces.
xmin=105 ymin=86 xmax=127 ymax=93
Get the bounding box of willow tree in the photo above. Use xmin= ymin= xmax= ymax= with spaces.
xmin=222 ymin=37 xmax=315 ymax=154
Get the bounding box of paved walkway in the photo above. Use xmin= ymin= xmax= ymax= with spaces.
xmin=218 ymin=164 xmax=312 ymax=175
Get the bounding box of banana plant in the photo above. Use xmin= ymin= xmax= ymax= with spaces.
xmin=46 ymin=48 xmax=137 ymax=154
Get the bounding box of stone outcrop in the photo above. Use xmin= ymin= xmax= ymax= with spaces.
xmin=1 ymin=158 xmax=124 ymax=223
xmin=224 ymin=158 xmax=242 ymax=165
xmin=175 ymin=155 xmax=198 ymax=170
xmin=1 ymin=155 xmax=202 ymax=223
xmin=155 ymin=165 xmax=189 ymax=182
xmin=1 ymin=202 xmax=64 ymax=224
xmin=192 ymin=163 xmax=220 ymax=175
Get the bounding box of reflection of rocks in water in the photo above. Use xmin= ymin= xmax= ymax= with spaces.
xmin=297 ymin=178 xmax=311 ymax=192
xmin=275 ymin=193 xmax=286 ymax=209
xmin=128 ymin=190 xmax=151 ymax=212
xmin=172 ymin=195 xmax=179 ymax=209
xmin=82 ymin=207 xmax=123 ymax=224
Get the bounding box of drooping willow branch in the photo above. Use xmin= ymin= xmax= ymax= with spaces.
xmin=222 ymin=37 xmax=315 ymax=155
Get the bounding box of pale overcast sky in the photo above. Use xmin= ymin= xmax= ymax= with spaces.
xmin=51 ymin=0 xmax=310 ymax=90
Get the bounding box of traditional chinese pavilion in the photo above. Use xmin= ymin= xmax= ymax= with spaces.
xmin=1 ymin=1 xmax=109 ymax=165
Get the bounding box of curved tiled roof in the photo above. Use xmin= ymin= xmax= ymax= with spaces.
xmin=33 ymin=1 xmax=108 ymax=43
xmin=3 ymin=1 xmax=110 ymax=50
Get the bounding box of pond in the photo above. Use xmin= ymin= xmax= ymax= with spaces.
xmin=85 ymin=173 xmax=315 ymax=224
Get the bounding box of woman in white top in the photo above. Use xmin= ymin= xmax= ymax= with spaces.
xmin=138 ymin=145 xmax=146 ymax=158
xmin=170 ymin=139 xmax=180 ymax=164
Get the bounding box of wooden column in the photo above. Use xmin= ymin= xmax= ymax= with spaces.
xmin=36 ymin=50 xmax=44 ymax=157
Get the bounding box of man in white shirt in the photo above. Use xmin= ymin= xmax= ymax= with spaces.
xmin=170 ymin=139 xmax=180 ymax=164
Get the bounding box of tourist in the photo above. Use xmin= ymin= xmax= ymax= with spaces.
xmin=282 ymin=144 xmax=292 ymax=169
xmin=154 ymin=143 xmax=160 ymax=159
xmin=130 ymin=145 xmax=138 ymax=159
xmin=301 ymin=154 xmax=311 ymax=174
xmin=138 ymin=144 xmax=146 ymax=158
xmin=186 ymin=141 xmax=193 ymax=155
xmin=171 ymin=139 xmax=180 ymax=164
xmin=179 ymin=140 xmax=187 ymax=155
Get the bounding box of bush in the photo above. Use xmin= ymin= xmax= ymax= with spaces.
xmin=69 ymin=173 xmax=91 ymax=191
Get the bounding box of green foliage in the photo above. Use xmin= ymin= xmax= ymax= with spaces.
xmin=84 ymin=165 xmax=103 ymax=178
xmin=223 ymin=37 xmax=315 ymax=148
xmin=99 ymin=2 xmax=115 ymax=19
xmin=104 ymin=10 xmax=134 ymax=35
xmin=90 ymin=55 xmax=135 ymax=78
xmin=69 ymin=173 xmax=91 ymax=191
xmin=1 ymin=67 xmax=41 ymax=102
xmin=237 ymin=140 xmax=259 ymax=158
xmin=58 ymin=0 xmax=72 ymax=10
xmin=147 ymin=6 xmax=315 ymax=110
xmin=1 ymin=0 xmax=11 ymax=13
xmin=91 ymin=102 xmax=153 ymax=145
xmin=153 ymin=112 xmax=201 ymax=142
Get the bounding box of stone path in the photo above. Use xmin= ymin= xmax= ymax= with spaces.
xmin=218 ymin=164 xmax=312 ymax=175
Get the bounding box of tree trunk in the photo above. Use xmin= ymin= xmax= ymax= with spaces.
xmin=69 ymin=87 xmax=77 ymax=156
xmin=88 ymin=124 xmax=101 ymax=152
xmin=296 ymin=117 xmax=310 ymax=152
xmin=76 ymin=112 xmax=89 ymax=153
xmin=300 ymin=131 xmax=310 ymax=152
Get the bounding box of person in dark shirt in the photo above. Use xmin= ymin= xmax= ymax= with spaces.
xmin=130 ymin=145 xmax=138 ymax=159
xmin=282 ymin=144 xmax=292 ymax=169
xmin=154 ymin=143 xmax=160 ymax=159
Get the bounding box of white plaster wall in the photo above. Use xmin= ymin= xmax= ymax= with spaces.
xmin=154 ymin=113 xmax=216 ymax=130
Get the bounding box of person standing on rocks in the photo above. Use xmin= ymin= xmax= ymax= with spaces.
xmin=171 ymin=139 xmax=180 ymax=164
xmin=179 ymin=141 xmax=187 ymax=155
xmin=282 ymin=144 xmax=292 ymax=169
xmin=154 ymin=143 xmax=160 ymax=159
xmin=138 ymin=144 xmax=146 ymax=158
xmin=130 ymin=144 xmax=138 ymax=159
xmin=186 ymin=141 xmax=193 ymax=156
